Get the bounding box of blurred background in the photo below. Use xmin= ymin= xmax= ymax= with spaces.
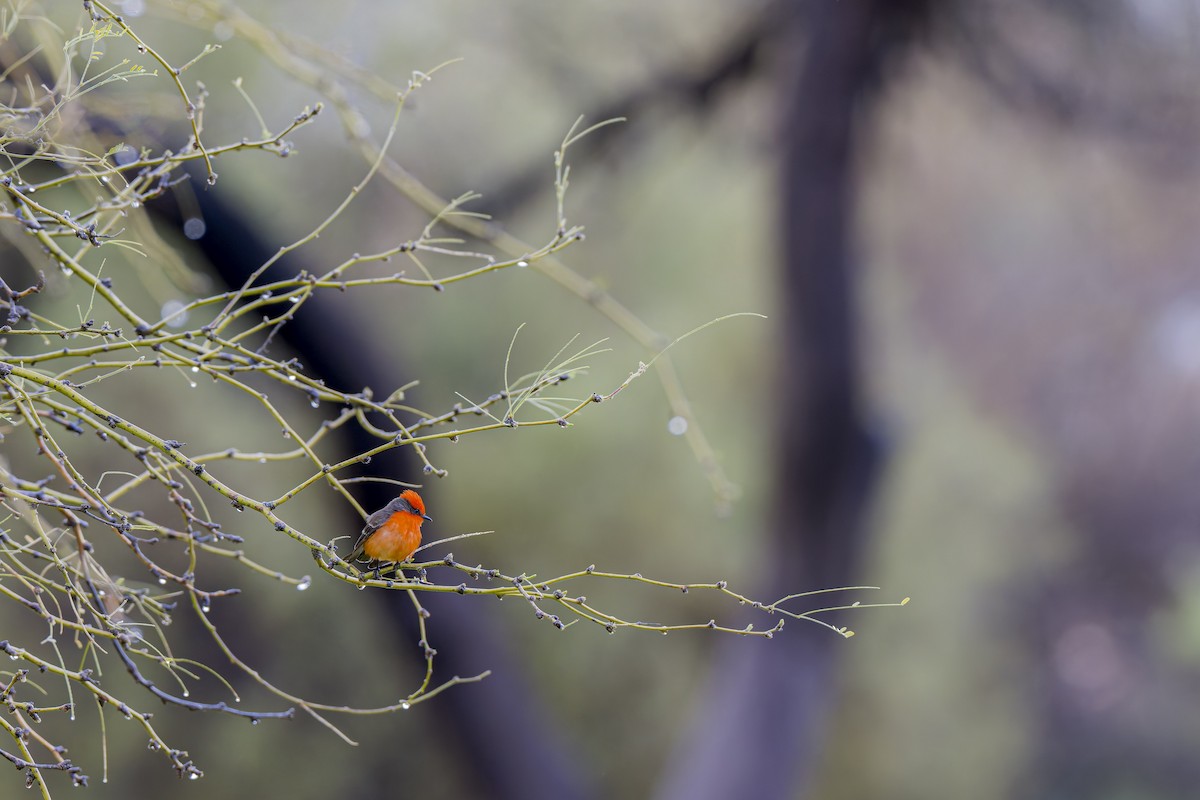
xmin=5 ymin=1 xmax=1200 ymax=798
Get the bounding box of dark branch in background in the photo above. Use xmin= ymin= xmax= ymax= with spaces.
xmin=481 ymin=0 xmax=788 ymax=217
xmin=149 ymin=173 xmax=594 ymax=800
xmin=946 ymin=0 xmax=1200 ymax=168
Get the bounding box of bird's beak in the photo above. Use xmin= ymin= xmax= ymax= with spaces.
xmin=423 ymin=514 xmax=433 ymax=522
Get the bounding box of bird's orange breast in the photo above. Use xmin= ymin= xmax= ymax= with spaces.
xmin=362 ymin=513 xmax=423 ymax=563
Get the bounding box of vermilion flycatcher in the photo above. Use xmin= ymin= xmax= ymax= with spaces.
xmin=347 ymin=490 xmax=431 ymax=568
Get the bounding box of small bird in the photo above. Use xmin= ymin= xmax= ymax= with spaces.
xmin=347 ymin=490 xmax=432 ymax=573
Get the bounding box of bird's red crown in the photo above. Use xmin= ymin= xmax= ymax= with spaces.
xmin=399 ymin=489 xmax=426 ymax=516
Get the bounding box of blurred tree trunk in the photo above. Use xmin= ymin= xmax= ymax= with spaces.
xmin=656 ymin=4 xmax=927 ymax=798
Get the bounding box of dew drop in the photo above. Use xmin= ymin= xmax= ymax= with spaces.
xmin=516 ymin=260 xmax=529 ymax=268
xmin=158 ymin=577 xmax=167 ymax=585
xmin=113 ymin=145 xmax=138 ymax=166
xmin=400 ymin=701 xmax=410 ymax=710
xmin=296 ymin=576 xmax=311 ymax=591
xmin=188 ymin=773 xmax=200 ymax=781
xmin=200 ymin=604 xmax=210 ymax=613
xmin=667 ymin=416 xmax=688 ymax=436
xmin=191 ymin=366 xmax=199 ymax=373
xmin=289 ymin=296 xmax=300 ymax=304
xmin=161 ymin=299 xmax=189 ymax=329
xmin=288 ymin=374 xmax=297 ymax=381
xmin=182 ymin=218 xmax=206 ymax=240
xmin=250 ymin=718 xmax=259 ymax=726
xmin=309 ymin=398 xmax=319 ymax=409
